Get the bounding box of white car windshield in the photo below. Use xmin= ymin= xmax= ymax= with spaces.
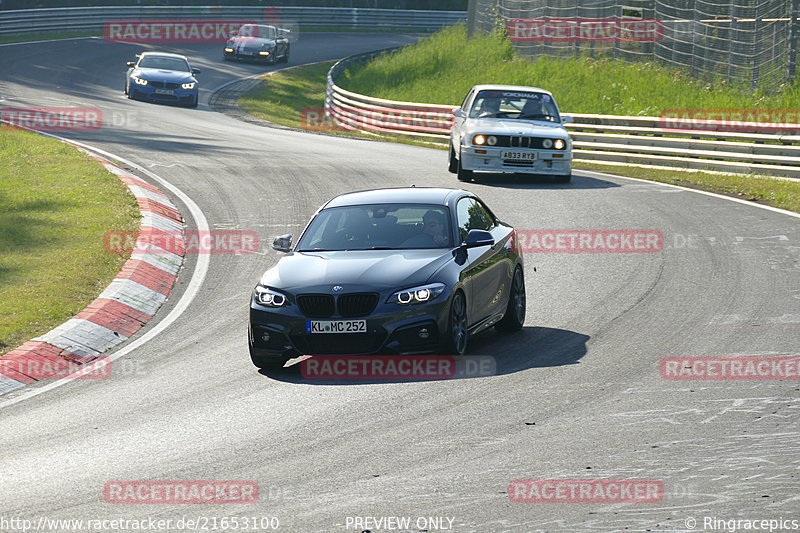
xmin=237 ymin=25 xmax=277 ymax=39
xmin=470 ymin=89 xmax=560 ymax=122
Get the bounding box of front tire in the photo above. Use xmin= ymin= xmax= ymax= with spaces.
xmin=443 ymin=291 xmax=468 ymax=355
xmin=456 ymin=149 xmax=473 ymax=182
xmin=448 ymin=144 xmax=458 ymax=173
xmin=496 ymin=266 xmax=525 ymax=332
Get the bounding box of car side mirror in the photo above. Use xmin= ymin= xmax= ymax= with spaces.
xmin=465 ymin=229 xmax=494 ymax=249
xmin=272 ymin=234 xmax=292 ymax=253
xmin=192 ymin=68 xmax=201 ymax=75
xmin=561 ymin=115 xmax=573 ymax=124
xmin=126 ymin=61 xmax=135 ymax=67
xmin=453 ymin=108 xmax=465 ymax=118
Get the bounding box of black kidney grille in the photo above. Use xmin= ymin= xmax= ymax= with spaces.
xmin=166 ymin=82 xmax=180 ymax=89
xmin=489 ymin=135 xmax=551 ymax=149
xmin=297 ymin=294 xmax=335 ymax=318
xmin=338 ymin=293 xmax=379 ymax=317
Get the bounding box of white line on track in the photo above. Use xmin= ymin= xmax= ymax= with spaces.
xmin=0 ymin=36 xmax=98 ymax=47
xmin=0 ymin=134 xmax=210 ymax=409
xmin=579 ymin=169 xmax=800 ymax=219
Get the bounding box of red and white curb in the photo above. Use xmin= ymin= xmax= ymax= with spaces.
xmin=0 ymin=150 xmax=185 ymax=394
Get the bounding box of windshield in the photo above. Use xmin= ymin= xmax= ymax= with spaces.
xmin=296 ymin=204 xmax=453 ymax=251
xmin=469 ymin=89 xmax=560 ymax=122
xmin=138 ymin=56 xmax=190 ymax=72
xmin=237 ymin=24 xmax=277 ymax=39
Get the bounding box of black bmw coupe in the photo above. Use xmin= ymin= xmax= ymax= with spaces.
xmin=248 ymin=187 xmax=526 ymax=370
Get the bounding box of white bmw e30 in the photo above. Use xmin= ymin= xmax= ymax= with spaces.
xmin=448 ymin=85 xmax=573 ymax=183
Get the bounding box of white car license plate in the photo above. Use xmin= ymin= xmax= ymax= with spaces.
xmin=502 ymin=151 xmax=536 ymax=161
xmin=306 ymin=320 xmax=367 ymax=334
xmin=155 ymin=89 xmax=174 ymax=95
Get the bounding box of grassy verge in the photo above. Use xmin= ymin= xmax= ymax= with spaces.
xmin=0 ymin=128 xmax=140 ymax=355
xmin=0 ymin=31 xmax=100 ymax=45
xmin=339 ymin=24 xmax=800 ymax=114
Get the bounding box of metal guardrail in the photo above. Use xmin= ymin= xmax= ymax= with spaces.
xmin=325 ymin=52 xmax=800 ymax=178
xmin=0 ymin=6 xmax=466 ymax=35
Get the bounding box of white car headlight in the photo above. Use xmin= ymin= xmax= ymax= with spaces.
xmin=389 ymin=283 xmax=446 ymax=305
xmin=133 ymin=76 xmax=148 ymax=86
xmin=254 ymin=286 xmax=288 ymax=307
xmin=554 ymin=139 xmax=566 ymax=150
xmin=473 ymin=134 xmax=486 ymax=145
xmin=542 ymin=138 xmax=553 ymax=149
xmin=181 ymin=82 xmax=196 ymax=89
xmin=487 ymin=135 xmax=497 ymax=146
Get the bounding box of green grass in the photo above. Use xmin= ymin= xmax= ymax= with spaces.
xmin=338 ymin=24 xmax=800 ymax=116
xmin=0 ymin=31 xmax=100 ymax=45
xmin=0 ymin=128 xmax=141 ymax=355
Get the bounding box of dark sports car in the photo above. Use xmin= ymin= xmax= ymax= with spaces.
xmin=124 ymin=52 xmax=199 ymax=108
xmin=223 ymin=24 xmax=289 ymax=64
xmin=248 ymin=187 xmax=526 ymax=370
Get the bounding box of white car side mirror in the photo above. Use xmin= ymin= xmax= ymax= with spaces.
xmin=561 ymin=115 xmax=574 ymax=124
xmin=453 ymin=108 xmax=465 ymax=118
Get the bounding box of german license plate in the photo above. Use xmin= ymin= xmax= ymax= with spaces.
xmin=155 ymin=89 xmax=174 ymax=95
xmin=306 ymin=320 xmax=367 ymax=334
xmin=502 ymin=151 xmax=536 ymax=160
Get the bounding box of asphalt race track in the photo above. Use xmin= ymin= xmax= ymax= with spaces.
xmin=1 ymin=33 xmax=799 ymax=533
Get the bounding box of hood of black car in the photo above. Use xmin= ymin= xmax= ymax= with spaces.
xmin=259 ymin=249 xmax=452 ymax=292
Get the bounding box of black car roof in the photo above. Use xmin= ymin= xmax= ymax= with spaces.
xmin=324 ymin=187 xmax=470 ymax=208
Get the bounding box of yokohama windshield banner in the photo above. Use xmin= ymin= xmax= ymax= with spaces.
xmin=104 ymin=19 xmax=257 ymax=43
xmin=509 ymin=18 xmax=664 ymax=42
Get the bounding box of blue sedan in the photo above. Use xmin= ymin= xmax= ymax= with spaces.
xmin=125 ymin=52 xmax=199 ymax=108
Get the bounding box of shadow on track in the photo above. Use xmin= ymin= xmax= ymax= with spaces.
xmin=462 ymin=171 xmax=620 ymax=190
xmin=258 ymin=325 xmax=589 ymax=385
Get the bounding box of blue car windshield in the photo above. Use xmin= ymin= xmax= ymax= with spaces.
xmin=470 ymin=89 xmax=560 ymax=122
xmin=296 ymin=204 xmax=453 ymax=251
xmin=138 ymin=57 xmax=190 ymax=72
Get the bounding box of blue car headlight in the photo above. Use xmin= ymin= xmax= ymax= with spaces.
xmin=181 ymin=82 xmax=196 ymax=90
xmin=254 ymin=285 xmax=289 ymax=307
xmin=389 ymin=283 xmax=446 ymax=305
xmin=133 ymin=76 xmax=148 ymax=86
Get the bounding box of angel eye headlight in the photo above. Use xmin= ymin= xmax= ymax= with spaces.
xmin=554 ymin=139 xmax=566 ymax=150
xmin=133 ymin=77 xmax=148 ymax=86
xmin=473 ymin=134 xmax=486 ymax=145
xmin=254 ymin=285 xmax=288 ymax=307
xmin=542 ymin=138 xmax=553 ymax=149
xmin=181 ymin=82 xmax=196 ymax=89
xmin=390 ymin=283 xmax=446 ymax=305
